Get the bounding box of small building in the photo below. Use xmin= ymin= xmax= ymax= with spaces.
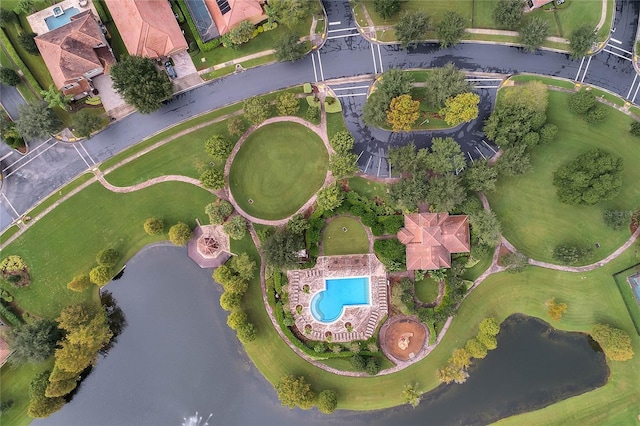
xmin=185 ymin=0 xmax=267 ymax=43
xmin=187 ymin=224 xmax=232 ymax=268
xmin=527 ymin=0 xmax=555 ymax=10
xmin=34 ymin=10 xmax=115 ymax=99
xmin=397 ymin=212 xmax=471 ymax=271
xmin=105 ymin=0 xmax=188 ymax=58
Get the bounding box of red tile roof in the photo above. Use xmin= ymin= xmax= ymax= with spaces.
xmin=397 ymin=213 xmax=470 ymax=270
xmin=0 ymin=331 xmax=11 ymax=366
xmin=35 ymin=11 xmax=114 ymax=90
xmin=204 ymin=0 xmax=266 ymax=35
xmin=105 ymin=0 xmax=187 ymax=58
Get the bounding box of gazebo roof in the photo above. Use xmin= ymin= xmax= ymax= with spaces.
xmin=187 ymin=225 xmax=231 ymax=268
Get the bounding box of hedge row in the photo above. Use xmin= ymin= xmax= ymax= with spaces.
xmin=0 ymin=301 xmax=22 ymax=326
xmin=92 ymin=0 xmax=112 ymax=24
xmin=0 ymin=27 xmax=43 ymax=93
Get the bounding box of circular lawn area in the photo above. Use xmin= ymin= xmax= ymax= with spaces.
xmin=322 ymin=216 xmax=370 ymax=255
xmin=229 ymin=122 xmax=328 ymax=220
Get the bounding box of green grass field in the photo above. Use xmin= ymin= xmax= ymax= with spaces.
xmin=347 ymin=177 xmax=391 ymax=202
xmin=322 ymin=216 xmax=370 ymax=256
xmin=229 ymin=122 xmax=328 ymax=220
xmin=488 ymin=90 xmax=640 ymax=264
xmin=415 ymin=276 xmax=439 ymax=304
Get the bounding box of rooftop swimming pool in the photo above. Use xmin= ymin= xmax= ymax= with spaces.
xmin=45 ymin=6 xmax=80 ymax=31
xmin=311 ymin=276 xmax=371 ymax=323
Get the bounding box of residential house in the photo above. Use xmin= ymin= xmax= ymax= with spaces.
xmin=35 ymin=10 xmax=115 ymax=99
xmin=204 ymin=0 xmax=266 ymax=35
xmin=105 ymin=0 xmax=188 ymax=58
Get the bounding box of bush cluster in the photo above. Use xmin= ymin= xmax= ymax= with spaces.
xmin=568 ymin=90 xmax=609 ymax=123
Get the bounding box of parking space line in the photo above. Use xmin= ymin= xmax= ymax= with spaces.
xmin=483 ymin=140 xmax=498 ymax=154
xmin=575 ymin=56 xmax=585 ymax=81
xmin=78 ymin=142 xmax=96 ymax=165
xmin=332 ymin=86 xmax=370 ymax=91
xmin=326 ymin=33 xmax=359 ymax=40
xmin=364 ymin=156 xmax=372 ymax=172
xmin=475 ymin=146 xmax=486 ymax=160
xmin=4 ymin=140 xmax=59 ymax=178
xmin=356 ymin=151 xmax=364 ymax=161
xmin=376 ymin=157 xmax=382 ymax=177
xmin=602 ymin=49 xmax=632 ymax=61
xmin=335 ymin=93 xmax=367 ymax=98
xmin=606 ymin=44 xmax=632 ymax=55
xmin=328 ymin=27 xmax=357 ymax=33
xmin=580 ymin=56 xmax=592 ymax=82
xmin=316 ymin=51 xmax=325 ymax=81
xmin=1 ymin=192 xmax=20 ymax=219
xmin=311 ymin=54 xmax=318 ymax=82
xmin=467 ymin=152 xmax=474 ymax=162
xmin=377 ymin=44 xmax=383 ymax=73
xmin=73 ymin=145 xmax=91 ymax=168
xmin=627 ymin=74 xmax=638 ymax=99
xmin=609 ymin=37 xmax=622 ymax=44
xmin=328 ymin=21 xmax=341 ymax=26
xmin=370 ymin=43 xmax=377 ymax=74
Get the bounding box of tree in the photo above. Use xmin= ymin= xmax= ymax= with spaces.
xmin=401 ymin=384 xmax=421 ymax=408
xmin=329 ymin=152 xmax=359 ymax=178
xmin=143 ymin=217 xmax=164 ymax=235
xmin=237 ymin=322 xmax=257 ymax=343
xmin=316 ymin=183 xmax=345 ymax=211
xmin=569 ymin=25 xmax=596 ymax=58
xmin=502 ymin=81 xmax=549 ymax=112
xmin=306 ymin=105 xmax=320 ymax=121
xmin=330 ymin=131 xmax=355 ymax=154
xmin=464 ymin=159 xmax=498 ymax=192
xmin=223 ymin=215 xmax=247 ymax=240
xmin=265 ymin=0 xmax=313 ymax=28
xmin=395 ymin=11 xmax=430 ymax=49
xmin=27 ymin=394 xmax=65 ymax=418
xmin=465 ymin=337 xmax=488 ymax=359
xmin=18 ymin=32 xmax=39 ymax=55
xmin=45 ymin=378 xmax=77 ymax=398
xmin=546 ymin=298 xmax=568 ymax=321
xmin=275 ymin=374 xmax=315 ymax=410
xmin=57 ymin=303 xmax=94 ymax=332
xmin=5 ymin=319 xmax=61 ymax=364
xmin=200 ymin=168 xmax=225 ymax=189
xmin=479 ymin=317 xmax=500 ymax=336
xmin=427 ymin=174 xmax=466 ymax=212
xmin=0 ymin=67 xmax=20 ymax=86
xmin=225 ymin=275 xmax=250 ymax=295
xmin=14 ymin=0 xmax=35 ymax=14
xmin=40 ymin=84 xmax=72 ymax=110
xmin=227 ymin=116 xmax=246 ymax=136
xmin=435 ymin=11 xmax=466 ymax=48
xmin=519 ymin=17 xmax=549 ymax=52
xmin=317 ymin=389 xmax=338 ymax=414
xmin=390 ymin=177 xmax=428 ymax=211
xmin=205 ymin=200 xmax=233 ymax=224
xmin=72 ymin=110 xmax=102 ymax=139
xmin=439 ymin=92 xmax=479 ymax=126
xmin=497 ymin=145 xmax=531 ymax=176
xmin=386 ymin=94 xmax=420 ymax=131
xmin=286 ymin=213 xmax=309 ymax=235
xmin=226 ymin=310 xmax=248 ymax=330
xmin=469 ymin=210 xmax=501 ymax=247
xmin=96 ymin=248 xmax=119 ymax=267
xmin=591 ymin=324 xmax=634 ymax=361
xmin=243 ymin=96 xmax=271 ymax=125
xmin=501 ymin=251 xmax=529 ymax=273
xmin=0 ymin=9 xmax=18 ymax=27
xmin=350 ymin=353 xmax=366 ymax=370
xmin=374 ymin=0 xmax=401 ymax=19
xmin=274 ymin=32 xmax=306 ymax=62
xmin=553 ymin=149 xmax=623 ymax=205
xmin=213 ymin=264 xmax=234 ymax=286
xmin=110 ymin=55 xmax=173 ymax=114
xmin=205 ymin=135 xmax=233 ymax=159
xmin=275 ymin=92 xmax=300 ymax=116
xmin=15 ymin=102 xmax=62 ymax=139
xmin=477 ymin=331 xmax=497 ymax=350
xmin=603 ymin=209 xmax=631 ymax=230
xmin=539 ymin=123 xmax=558 ymax=144
xmin=89 ymin=265 xmax=112 ymax=286
xmin=492 ymin=0 xmax=524 ymax=29
xmin=568 ymin=90 xmax=597 ymax=114
xmin=425 ymin=63 xmax=471 ymax=108
xmin=630 ymin=121 xmax=640 ymax=137
xmin=365 ymin=357 xmax=381 ymax=375
xmin=585 ymin=103 xmax=609 ymax=123
xmin=228 ymin=20 xmax=255 ymax=45
xmin=168 ymin=222 xmax=192 ymax=246
xmin=263 ymin=228 xmax=304 ymax=268
xmin=425 ymin=137 xmax=465 ymax=174
xmin=67 ymin=274 xmax=91 ymax=292
xmin=219 ymin=291 xmax=241 ymax=311
xmin=437 ymin=364 xmax=469 ymax=384
xmin=363 ymin=68 xmax=413 ymax=126
xmin=552 ymin=244 xmax=594 ymax=265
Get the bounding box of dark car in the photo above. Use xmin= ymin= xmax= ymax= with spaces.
xmin=165 ymin=61 xmax=177 ymax=79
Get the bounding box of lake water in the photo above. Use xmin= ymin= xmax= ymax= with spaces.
xmin=35 ymin=245 xmax=608 ymax=426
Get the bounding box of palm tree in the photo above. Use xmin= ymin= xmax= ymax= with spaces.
xmin=40 ymin=84 xmax=72 ymax=110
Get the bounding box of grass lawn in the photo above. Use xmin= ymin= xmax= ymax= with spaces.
xmin=510 ymin=74 xmax=576 ymax=90
xmin=0 ymin=359 xmax=54 ymax=426
xmin=462 ymin=249 xmax=494 ymax=281
xmin=229 ymin=122 xmax=328 ymax=220
xmin=347 ymin=176 xmax=390 ymax=202
xmin=415 ymin=275 xmax=439 ymax=304
xmin=487 ymin=90 xmax=640 ymax=264
xmin=322 ymin=216 xmax=370 ymax=255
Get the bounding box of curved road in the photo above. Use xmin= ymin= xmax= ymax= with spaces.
xmin=0 ymin=0 xmax=638 ymax=232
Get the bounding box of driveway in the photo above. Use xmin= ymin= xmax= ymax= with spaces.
xmin=91 ymin=74 xmax=127 ymax=116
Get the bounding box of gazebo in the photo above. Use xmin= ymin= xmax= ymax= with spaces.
xmin=187 ymin=223 xmax=232 ymax=268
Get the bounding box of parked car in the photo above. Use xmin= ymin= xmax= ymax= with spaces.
xmin=165 ymin=61 xmax=177 ymax=79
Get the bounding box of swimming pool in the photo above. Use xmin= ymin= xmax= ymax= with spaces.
xmin=311 ymin=276 xmax=370 ymax=323
xmin=629 ymin=273 xmax=640 ymax=304
xmin=45 ymin=6 xmax=80 ymax=31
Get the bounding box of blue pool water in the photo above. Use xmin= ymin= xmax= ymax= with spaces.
xmin=45 ymin=7 xmax=80 ymax=30
xmin=311 ymin=277 xmax=370 ymax=323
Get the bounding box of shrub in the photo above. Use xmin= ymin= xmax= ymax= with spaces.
xmin=373 ymin=238 xmax=406 ymax=271
xmin=89 ymin=265 xmax=113 ymax=286
xmin=96 ymin=248 xmax=119 ymax=267
xmin=0 ymin=68 xmax=20 ymax=86
xmin=205 ymin=200 xmax=233 ymax=224
xmin=350 ymin=354 xmax=366 ymax=370
xmin=590 ymin=324 xmax=634 ymax=361
xmin=223 ymin=215 xmax=247 ymax=240
xmin=275 ymin=92 xmax=300 ymax=116
xmin=0 ymin=9 xmax=17 ymax=27
xmin=568 ymin=90 xmax=596 ymax=114
xmin=66 ymin=274 xmax=91 ymax=292
xmin=584 ymin=103 xmax=609 ymax=123
xmin=219 ymin=291 xmax=242 ymax=311
xmin=223 ymin=276 xmax=249 ymax=295
xmin=465 ymin=337 xmax=488 ymax=359
xmin=479 ymin=317 xmax=500 ymax=336
xmin=200 ymin=168 xmax=225 ymax=189
xmin=546 ymin=298 xmax=568 ymax=321
xmin=237 ymin=322 xmax=257 ymax=343
xmin=0 ymin=302 xmax=22 ymax=326
xmin=552 ymin=244 xmax=594 ymax=265
xmin=227 ymin=116 xmax=246 ymax=136
xmin=143 ymin=217 xmax=164 ymax=235
xmin=306 ymin=105 xmax=320 ymax=122
xmin=27 ymin=395 xmax=65 ymax=418
xmin=365 ymin=357 xmax=381 ymax=375
xmin=204 ymin=135 xmax=233 ymax=159
xmin=477 ymin=332 xmax=497 ymax=350
xmin=603 ymin=209 xmax=632 ymax=230
xmin=629 ymin=121 xmax=640 ymax=137
xmin=317 ymin=389 xmax=338 ymax=414
xmin=168 ymin=222 xmax=192 ymax=246
xmin=18 ymin=32 xmax=39 ymax=55
xmin=227 ymin=310 xmax=248 ymax=330
xmin=45 ymin=378 xmax=77 ymax=398
xmin=228 ymin=20 xmax=255 ymax=45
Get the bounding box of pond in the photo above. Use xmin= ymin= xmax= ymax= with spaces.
xmin=35 ymin=245 xmax=608 ymax=426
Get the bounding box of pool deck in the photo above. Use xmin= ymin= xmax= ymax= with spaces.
xmin=287 ymin=254 xmax=388 ymax=343
xmin=27 ymin=0 xmax=99 ymax=35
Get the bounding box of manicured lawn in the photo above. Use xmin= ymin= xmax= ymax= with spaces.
xmin=0 ymin=181 xmax=215 ymax=318
xmin=487 ymin=90 xmax=640 ymax=264
xmin=358 ymin=0 xmax=473 ymax=27
xmin=415 ymin=275 xmax=439 ymax=304
xmin=322 ymin=216 xmax=370 ymax=256
xmin=326 ymin=106 xmax=348 ymax=140
xmin=509 ymin=74 xmax=576 ymax=90
xmin=347 ymin=176 xmax=390 ymax=202
xmin=229 ymin=122 xmax=328 ymax=220
xmin=0 ymin=359 xmax=54 ymax=426
xmin=462 ymin=249 xmax=494 ymax=281
xmin=26 ymin=173 xmax=93 ymax=219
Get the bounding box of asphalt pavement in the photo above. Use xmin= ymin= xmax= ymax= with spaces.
xmin=0 ymin=0 xmax=638 ymax=232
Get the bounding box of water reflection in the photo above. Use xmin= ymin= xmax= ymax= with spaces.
xmin=35 ymin=245 xmax=608 ymax=426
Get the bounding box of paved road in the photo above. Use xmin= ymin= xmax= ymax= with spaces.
xmin=0 ymin=0 xmax=638 ymax=232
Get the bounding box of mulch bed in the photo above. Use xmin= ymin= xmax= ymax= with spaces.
xmin=497 ymin=244 xmax=513 ymax=267
xmin=382 ymin=317 xmax=427 ymax=362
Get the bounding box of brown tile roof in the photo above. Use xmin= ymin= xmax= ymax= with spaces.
xmin=529 ymin=0 xmax=554 ymax=9
xmin=204 ymin=0 xmax=266 ymax=35
xmin=35 ymin=11 xmax=114 ymax=90
xmin=105 ymin=0 xmax=187 ymax=58
xmin=397 ymin=213 xmax=470 ymax=270
xmin=0 ymin=331 xmax=11 ymax=366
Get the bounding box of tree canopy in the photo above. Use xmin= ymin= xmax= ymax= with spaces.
xmin=243 ymin=96 xmax=271 ymax=125
xmin=111 ymin=55 xmax=173 ymax=114
xmin=569 ymin=25 xmax=597 ymax=58
xmin=363 ymin=68 xmax=414 ymax=127
xmin=492 ymin=0 xmax=524 ymax=29
xmin=435 ymin=11 xmax=466 ymax=48
xmin=0 ymin=67 xmax=20 ymax=86
xmin=395 ymin=11 xmax=430 ymax=48
xmin=274 ymin=32 xmax=306 ymax=62
xmin=168 ymin=222 xmax=192 ymax=246
xmin=15 ymin=102 xmax=62 ymax=139
xmin=427 ymin=174 xmax=467 ymax=212
xmin=205 ymin=135 xmax=233 ymax=159
xmin=316 ymin=183 xmax=345 ymax=211
xmin=439 ymin=92 xmax=479 ymax=126
xmin=519 ymin=17 xmax=549 ymax=52
xmin=265 ymin=0 xmax=315 ymax=28
xmin=386 ymin=94 xmax=420 ymax=131
xmin=591 ymin=324 xmax=634 ymax=361
xmin=425 ymin=63 xmax=471 ymax=108
xmin=552 ymin=149 xmax=623 ymax=205
xmin=425 ymin=137 xmax=466 ymax=174
xmin=317 ymin=389 xmax=338 ymax=413
xmin=5 ymin=319 xmax=62 ymax=364
xmin=469 ymin=209 xmax=502 ymax=247
xmin=275 ymin=374 xmax=316 ymax=410
xmin=72 ymin=110 xmax=103 ymax=139
xmin=464 ymin=159 xmax=498 ymax=192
